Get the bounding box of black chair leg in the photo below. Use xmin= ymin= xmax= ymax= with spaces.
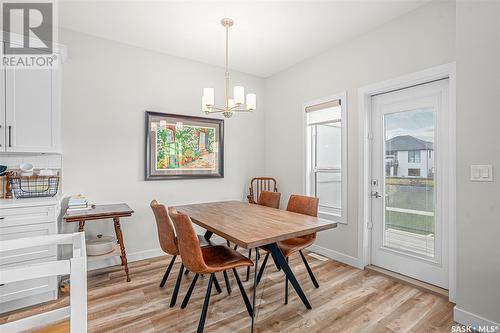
xmin=197 ymin=274 xmax=214 ymax=333
xmin=232 ymin=268 xmax=253 ymax=318
xmin=184 ymin=269 xmax=190 ymax=275
xmin=245 ymin=249 xmax=252 ymax=282
xmin=234 ymin=244 xmax=238 ymax=251
xmin=299 ymin=250 xmax=319 ymax=288
xmin=273 ymin=255 xmax=281 ymax=271
xmin=226 ymin=240 xmax=231 ymax=246
xmin=160 ymin=255 xmax=176 ymax=288
xmin=256 ymin=252 xmax=270 ymax=285
xmin=170 ymin=263 xmax=184 ymax=307
xmin=213 ymin=274 xmax=222 ymax=294
xmin=181 ymin=273 xmax=199 ymax=309
xmin=284 ymin=257 xmax=289 ymax=305
xmin=222 ymin=270 xmax=232 ymax=295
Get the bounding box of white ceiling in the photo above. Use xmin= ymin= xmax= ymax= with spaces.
xmin=59 ymin=1 xmax=429 ymax=77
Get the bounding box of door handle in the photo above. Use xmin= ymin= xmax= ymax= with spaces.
xmin=8 ymin=126 xmax=11 ymax=147
xmin=371 ymin=191 xmax=381 ymax=198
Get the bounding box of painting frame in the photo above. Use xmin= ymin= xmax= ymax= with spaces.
xmin=145 ymin=111 xmax=224 ymax=180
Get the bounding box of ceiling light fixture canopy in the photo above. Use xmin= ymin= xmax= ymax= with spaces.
xmin=202 ymin=18 xmax=256 ymax=118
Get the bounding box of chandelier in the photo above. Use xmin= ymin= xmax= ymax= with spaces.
xmin=202 ymin=18 xmax=257 ymax=118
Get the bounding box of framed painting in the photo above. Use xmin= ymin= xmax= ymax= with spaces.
xmin=145 ymin=111 xmax=224 ymax=180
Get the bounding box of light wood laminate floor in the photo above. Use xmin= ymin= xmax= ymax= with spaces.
xmin=2 ymin=252 xmax=457 ymax=332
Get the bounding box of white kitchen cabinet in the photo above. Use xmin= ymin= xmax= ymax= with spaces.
xmin=0 ymin=41 xmax=62 ymax=154
xmin=0 ymin=198 xmax=60 ymax=313
xmin=0 ymin=67 xmax=5 ymax=150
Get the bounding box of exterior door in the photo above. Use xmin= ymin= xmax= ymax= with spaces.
xmin=370 ymin=79 xmax=450 ymax=288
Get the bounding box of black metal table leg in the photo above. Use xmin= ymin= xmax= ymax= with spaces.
xmin=246 ymin=249 xmax=252 ymax=281
xmin=267 ymin=243 xmax=312 ymax=309
xmin=251 ymin=248 xmax=259 ymax=333
xmin=204 ymin=231 xmax=213 ymax=241
xmin=256 ymin=252 xmax=269 ymax=285
xmin=284 ymin=257 xmax=288 ymax=304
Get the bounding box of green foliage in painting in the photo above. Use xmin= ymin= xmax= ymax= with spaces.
xmin=156 ymin=124 xmax=216 ymax=170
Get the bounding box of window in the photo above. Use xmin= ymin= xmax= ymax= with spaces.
xmin=305 ymin=93 xmax=347 ymax=224
xmin=408 ymin=150 xmax=421 ymax=163
xmin=408 ymin=168 xmax=421 ymax=177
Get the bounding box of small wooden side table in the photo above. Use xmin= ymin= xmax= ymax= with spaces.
xmin=64 ymin=203 xmax=134 ymax=282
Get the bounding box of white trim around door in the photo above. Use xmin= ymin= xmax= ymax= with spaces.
xmin=357 ymin=63 xmax=456 ymax=302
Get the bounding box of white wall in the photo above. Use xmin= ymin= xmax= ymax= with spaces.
xmin=455 ymin=0 xmax=500 ymax=325
xmin=264 ymin=0 xmax=455 ymax=259
xmin=59 ymin=29 xmax=266 ymax=253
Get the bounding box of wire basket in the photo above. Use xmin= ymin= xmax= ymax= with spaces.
xmin=9 ymin=174 xmax=60 ymax=199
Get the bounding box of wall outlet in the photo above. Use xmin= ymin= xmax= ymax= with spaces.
xmin=470 ymin=165 xmax=493 ymax=182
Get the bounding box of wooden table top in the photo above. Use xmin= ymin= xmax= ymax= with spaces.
xmin=64 ymin=203 xmax=134 ymax=222
xmin=175 ymin=201 xmax=337 ymax=249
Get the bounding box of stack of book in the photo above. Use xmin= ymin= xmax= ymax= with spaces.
xmin=67 ymin=195 xmax=91 ymax=211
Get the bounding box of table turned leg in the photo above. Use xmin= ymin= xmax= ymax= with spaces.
xmin=78 ymin=221 xmax=85 ymax=232
xmin=113 ymin=217 xmax=130 ymax=282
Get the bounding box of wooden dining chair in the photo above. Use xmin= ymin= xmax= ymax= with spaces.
xmin=247 ymin=177 xmax=278 ymax=204
xmin=168 ymin=208 xmax=254 ymax=333
xmin=256 ymin=194 xmax=320 ymax=304
xmin=150 ymin=200 xmax=226 ymax=308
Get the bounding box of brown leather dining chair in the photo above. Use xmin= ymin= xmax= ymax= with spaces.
xmin=169 ymin=207 xmax=254 ymax=333
xmin=258 ymin=190 xmax=281 ymax=209
xmin=256 ymin=194 xmax=320 ymax=304
xmin=150 ymin=200 xmax=227 ymax=308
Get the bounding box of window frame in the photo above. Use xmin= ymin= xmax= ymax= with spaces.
xmin=304 ymin=92 xmax=347 ymax=224
xmin=408 ymin=150 xmax=421 ymax=163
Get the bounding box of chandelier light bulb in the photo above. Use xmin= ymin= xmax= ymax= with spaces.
xmin=234 ymin=86 xmax=245 ymax=105
xmin=246 ymin=93 xmax=257 ymax=111
xmin=203 ymin=88 xmax=215 ymax=106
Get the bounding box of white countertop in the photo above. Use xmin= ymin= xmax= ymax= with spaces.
xmin=0 ymin=195 xmax=63 ymax=208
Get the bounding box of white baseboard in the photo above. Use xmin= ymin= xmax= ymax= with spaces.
xmin=0 ymin=307 xmax=70 ymax=333
xmin=308 ymin=244 xmax=364 ymax=269
xmin=88 ymin=247 xmax=165 ymax=271
xmin=454 ymin=306 xmax=500 ymax=330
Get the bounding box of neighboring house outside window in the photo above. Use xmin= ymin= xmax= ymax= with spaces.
xmin=385 ymin=135 xmax=434 ymax=179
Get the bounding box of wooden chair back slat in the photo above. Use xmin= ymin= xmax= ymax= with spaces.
xmin=247 ymin=177 xmax=278 ymax=204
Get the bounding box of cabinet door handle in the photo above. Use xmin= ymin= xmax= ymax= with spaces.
xmin=0 ymin=217 xmax=4 ymax=220
xmin=8 ymin=125 xmax=11 ymax=147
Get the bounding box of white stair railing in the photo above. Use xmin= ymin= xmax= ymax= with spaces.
xmin=0 ymin=232 xmax=87 ymax=333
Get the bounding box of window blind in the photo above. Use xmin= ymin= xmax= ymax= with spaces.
xmin=306 ymin=99 xmax=341 ymax=125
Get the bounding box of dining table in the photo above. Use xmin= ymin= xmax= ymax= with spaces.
xmin=175 ymin=200 xmax=337 ymax=332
